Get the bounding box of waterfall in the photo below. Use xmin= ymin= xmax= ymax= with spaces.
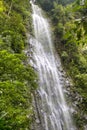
xmin=30 ymin=1 xmax=76 ymax=130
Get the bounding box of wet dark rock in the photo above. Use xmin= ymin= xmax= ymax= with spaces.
xmin=32 ymin=91 xmax=45 ymax=130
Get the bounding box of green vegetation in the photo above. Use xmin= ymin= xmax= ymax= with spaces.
xmin=0 ymin=0 xmax=37 ymax=129
xmin=1 ymin=0 xmax=87 ymax=129
xmin=51 ymin=1 xmax=87 ymax=129
xmin=37 ymin=0 xmax=75 ymax=11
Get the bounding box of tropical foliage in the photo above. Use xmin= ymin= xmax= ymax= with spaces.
xmin=0 ymin=0 xmax=37 ymax=129
xmin=52 ymin=1 xmax=87 ymax=129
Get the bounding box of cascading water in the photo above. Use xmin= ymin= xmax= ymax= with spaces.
xmin=30 ymin=1 xmax=76 ymax=130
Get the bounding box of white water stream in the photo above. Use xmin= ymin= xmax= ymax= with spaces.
xmin=30 ymin=1 xmax=76 ymax=130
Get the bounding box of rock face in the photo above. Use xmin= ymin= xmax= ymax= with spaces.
xmin=32 ymin=70 xmax=87 ymax=130
xmin=32 ymin=92 xmax=45 ymax=130
xmin=32 ymin=69 xmax=77 ymax=130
